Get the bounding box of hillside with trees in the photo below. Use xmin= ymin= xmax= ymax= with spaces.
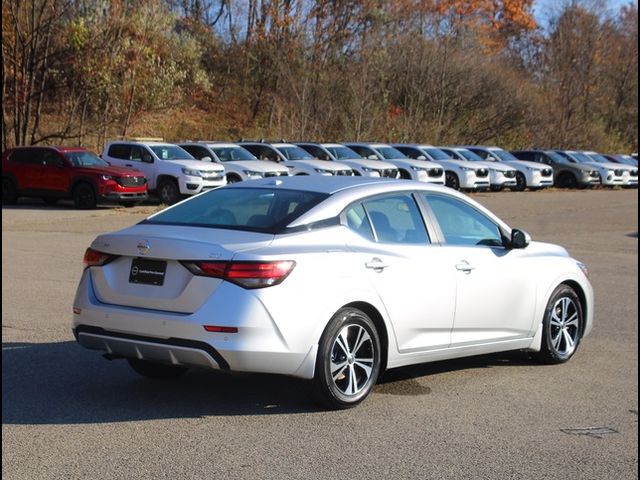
xmin=2 ymin=0 xmax=638 ymax=153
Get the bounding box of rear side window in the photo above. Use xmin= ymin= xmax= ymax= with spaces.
xmin=9 ymin=148 xmax=43 ymax=164
xmin=144 ymin=187 xmax=329 ymax=233
xmin=362 ymin=194 xmax=430 ymax=244
xmin=108 ymin=144 xmax=131 ymax=160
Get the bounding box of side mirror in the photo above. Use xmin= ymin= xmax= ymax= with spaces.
xmin=417 ymin=155 xmax=427 ymax=161
xmin=509 ymin=228 xmax=531 ymax=249
xmin=367 ymin=154 xmax=378 ymax=160
xmin=201 ymin=156 xmax=212 ymax=162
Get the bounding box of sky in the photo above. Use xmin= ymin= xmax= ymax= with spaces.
xmin=534 ymin=0 xmax=638 ymax=25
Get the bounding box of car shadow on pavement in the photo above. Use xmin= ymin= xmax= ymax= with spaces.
xmin=3 ymin=341 xmax=535 ymax=424
xmin=2 ymin=341 xmax=321 ymax=424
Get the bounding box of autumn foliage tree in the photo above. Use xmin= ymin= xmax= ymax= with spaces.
xmin=1 ymin=0 xmax=637 ymax=153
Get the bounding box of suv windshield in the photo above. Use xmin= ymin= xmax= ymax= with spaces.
xmin=490 ymin=149 xmax=519 ymax=162
xmin=64 ymin=151 xmax=110 ymax=167
xmin=566 ymin=152 xmax=595 ymax=164
xmin=324 ymin=146 xmax=361 ymax=160
xmin=458 ymin=149 xmax=485 ymax=161
xmin=376 ymin=146 xmax=407 ymax=160
xmin=545 ymin=151 xmax=572 ymax=164
xmin=583 ymin=153 xmax=610 ymax=164
xmin=149 ymin=145 xmax=194 ymax=160
xmin=211 ymin=146 xmax=257 ymax=162
xmin=144 ymin=187 xmax=329 ymax=233
xmin=421 ymin=147 xmax=450 ymax=161
xmin=276 ymin=146 xmax=315 ymax=161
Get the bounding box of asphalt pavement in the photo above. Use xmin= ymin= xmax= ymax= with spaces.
xmin=2 ymin=188 xmax=638 ymax=479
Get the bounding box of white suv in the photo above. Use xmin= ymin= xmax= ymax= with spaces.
xmin=465 ymin=146 xmax=554 ymax=191
xmin=102 ymin=141 xmax=226 ymax=204
xmin=394 ymin=144 xmax=491 ymax=190
xmin=178 ymin=142 xmax=289 ymax=183
xmin=438 ymin=146 xmax=518 ymax=191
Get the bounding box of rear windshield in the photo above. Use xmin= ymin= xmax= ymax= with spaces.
xmin=143 ymin=187 xmax=329 ymax=233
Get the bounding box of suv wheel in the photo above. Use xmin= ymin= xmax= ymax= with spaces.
xmin=73 ymin=183 xmax=97 ymax=209
xmin=445 ymin=172 xmax=460 ymax=190
xmin=557 ymin=172 xmax=577 ymax=189
xmin=513 ymin=172 xmax=527 ymax=191
xmin=158 ymin=179 xmax=180 ymax=205
xmin=2 ymin=178 xmax=18 ymax=205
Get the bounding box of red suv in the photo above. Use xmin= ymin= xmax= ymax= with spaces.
xmin=2 ymin=146 xmax=148 ymax=208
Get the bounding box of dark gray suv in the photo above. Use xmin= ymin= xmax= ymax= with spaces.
xmin=511 ymin=150 xmax=600 ymax=188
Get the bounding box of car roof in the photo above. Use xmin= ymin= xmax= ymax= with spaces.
xmin=227 ymin=175 xmax=409 ymax=195
xmin=7 ymin=145 xmax=89 ymax=153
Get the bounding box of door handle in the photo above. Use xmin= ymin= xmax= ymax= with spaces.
xmin=365 ymin=258 xmax=389 ymax=271
xmin=455 ymin=261 xmax=475 ymax=274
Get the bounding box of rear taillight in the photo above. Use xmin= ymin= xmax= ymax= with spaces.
xmin=83 ymin=248 xmax=118 ymax=267
xmin=182 ymin=260 xmax=295 ymax=289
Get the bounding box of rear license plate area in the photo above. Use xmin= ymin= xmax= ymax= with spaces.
xmin=129 ymin=258 xmax=167 ymax=286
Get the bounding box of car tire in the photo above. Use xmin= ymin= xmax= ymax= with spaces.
xmin=73 ymin=183 xmax=97 ymax=209
xmin=513 ymin=172 xmax=527 ymax=191
xmin=121 ymin=201 xmax=139 ymax=208
xmin=490 ymin=185 xmax=504 ymax=192
xmin=3 ymin=178 xmax=18 ymax=205
xmin=226 ymin=174 xmax=242 ymax=184
xmin=533 ymin=285 xmax=583 ymax=364
xmin=43 ymin=198 xmax=58 ymax=205
xmin=445 ymin=172 xmax=460 ymax=190
xmin=127 ymin=358 xmax=188 ymax=379
xmin=313 ymin=308 xmax=381 ymax=409
xmin=557 ymin=172 xmax=577 ymax=189
xmin=158 ymin=178 xmax=180 ymax=205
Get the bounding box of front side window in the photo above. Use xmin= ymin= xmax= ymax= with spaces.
xmin=362 ymin=194 xmax=430 ymax=244
xmin=181 ymin=145 xmax=211 ymax=161
xmin=42 ymin=150 xmax=65 ymax=167
xmin=422 ymin=194 xmax=502 ymax=247
xmin=144 ymin=187 xmax=328 ymax=233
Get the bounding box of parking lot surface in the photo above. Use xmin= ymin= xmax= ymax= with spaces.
xmin=2 ymin=189 xmax=638 ymax=480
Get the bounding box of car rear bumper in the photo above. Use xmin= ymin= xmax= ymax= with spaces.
xmin=71 ymin=271 xmax=317 ymax=378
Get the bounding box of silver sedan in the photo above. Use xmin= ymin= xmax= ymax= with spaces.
xmin=72 ymin=176 xmax=594 ymax=408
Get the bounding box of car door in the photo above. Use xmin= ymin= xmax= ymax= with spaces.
xmin=343 ymin=193 xmax=456 ymax=353
xmin=419 ymin=193 xmax=536 ymax=346
xmin=10 ymin=148 xmax=43 ymax=191
xmin=39 ymin=149 xmax=70 ymax=192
